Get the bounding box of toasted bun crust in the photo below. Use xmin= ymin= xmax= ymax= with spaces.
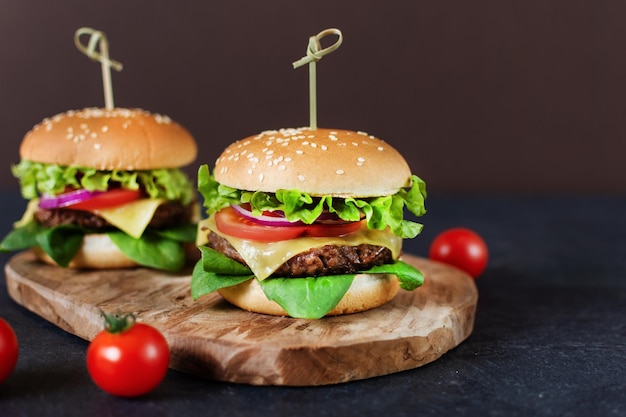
xmin=32 ymin=233 xmax=140 ymax=269
xmin=214 ymin=127 xmax=412 ymax=197
xmin=20 ymin=108 xmax=197 ymax=170
xmin=217 ymin=273 xmax=401 ymax=317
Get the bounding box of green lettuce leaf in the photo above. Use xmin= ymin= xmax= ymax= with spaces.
xmin=12 ymin=160 xmax=195 ymax=204
xmin=151 ymin=223 xmax=198 ymax=243
xmin=107 ymin=230 xmax=186 ymax=272
xmin=198 ymin=246 xmax=253 ymax=275
xmin=190 ymin=245 xmax=424 ymax=319
xmin=35 ymin=225 xmax=85 ymax=267
xmin=191 ymin=259 xmax=254 ymax=297
xmin=259 ymin=275 xmax=355 ymax=319
xmin=196 ymin=165 xmax=427 ymax=239
xmin=0 ymin=221 xmax=43 ymax=252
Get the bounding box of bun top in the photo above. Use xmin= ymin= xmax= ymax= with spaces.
xmin=214 ymin=127 xmax=412 ymax=197
xmin=20 ymin=108 xmax=197 ymax=170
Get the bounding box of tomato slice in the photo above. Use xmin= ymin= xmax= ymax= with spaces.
xmin=65 ymin=189 xmax=142 ymax=211
xmin=214 ymin=206 xmax=362 ymax=242
xmin=302 ymin=221 xmax=363 ymax=238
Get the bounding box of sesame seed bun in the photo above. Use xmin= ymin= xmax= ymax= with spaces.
xmin=20 ymin=108 xmax=197 ymax=170
xmin=217 ymin=273 xmax=401 ymax=317
xmin=214 ymin=127 xmax=412 ymax=197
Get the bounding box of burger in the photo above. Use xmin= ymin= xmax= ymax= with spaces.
xmin=191 ymin=127 xmax=427 ymax=319
xmin=0 ymin=107 xmax=198 ymax=272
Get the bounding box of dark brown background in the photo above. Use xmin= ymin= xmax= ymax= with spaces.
xmin=1 ymin=0 xmax=624 ymax=195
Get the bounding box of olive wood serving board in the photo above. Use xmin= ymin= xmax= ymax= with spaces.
xmin=4 ymin=251 xmax=478 ymax=386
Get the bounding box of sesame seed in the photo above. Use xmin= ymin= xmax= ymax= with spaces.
xmin=278 ymin=165 xmax=286 ymax=171
xmin=302 ymin=141 xmax=309 ymax=146
xmin=247 ymin=169 xmax=253 ymax=175
xmin=321 ymin=145 xmax=328 ymax=151
xmin=94 ymin=143 xmax=102 ymax=150
xmin=101 ymin=125 xmax=109 ymax=133
xmin=298 ymin=174 xmax=306 ymax=181
xmin=285 ymin=157 xmax=292 ymax=162
xmin=154 ymin=114 xmax=171 ymax=124
xmin=90 ymin=132 xmax=98 ymax=139
xmin=329 ymin=135 xmax=338 ymax=141
xmin=336 ymin=169 xmax=345 ymax=175
xmin=259 ymin=174 xmax=264 ymax=182
xmin=352 ymin=142 xmax=359 ymax=146
xmin=296 ymin=150 xmax=304 ymax=155
xmin=377 ymin=146 xmax=384 ymax=151
xmin=357 ymin=157 xmax=366 ymax=162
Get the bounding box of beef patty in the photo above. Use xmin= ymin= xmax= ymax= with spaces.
xmin=34 ymin=201 xmax=191 ymax=231
xmin=207 ymin=231 xmax=393 ymax=278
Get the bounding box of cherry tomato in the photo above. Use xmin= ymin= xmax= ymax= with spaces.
xmin=67 ymin=189 xmax=141 ymax=211
xmin=87 ymin=312 xmax=170 ymax=397
xmin=214 ymin=206 xmax=363 ymax=242
xmin=429 ymin=228 xmax=488 ymax=278
xmin=0 ymin=318 xmax=18 ymax=383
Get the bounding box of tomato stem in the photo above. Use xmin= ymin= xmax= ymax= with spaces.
xmin=100 ymin=310 xmax=136 ymax=334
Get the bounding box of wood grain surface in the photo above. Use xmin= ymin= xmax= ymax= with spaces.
xmin=4 ymin=251 xmax=478 ymax=386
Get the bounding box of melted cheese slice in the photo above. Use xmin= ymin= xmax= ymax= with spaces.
xmin=17 ymin=198 xmax=165 ymax=239
xmin=94 ymin=198 xmax=164 ymax=238
xmin=197 ymin=217 xmax=403 ymax=280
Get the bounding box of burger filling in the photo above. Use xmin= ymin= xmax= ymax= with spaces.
xmin=0 ymin=161 xmax=197 ymax=271
xmin=207 ymin=231 xmax=393 ymax=278
xmin=34 ymin=200 xmax=192 ymax=231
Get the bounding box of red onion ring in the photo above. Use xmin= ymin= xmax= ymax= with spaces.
xmin=39 ymin=189 xmax=105 ymax=210
xmin=231 ymin=204 xmax=304 ymax=227
xmin=230 ymin=204 xmax=361 ymax=227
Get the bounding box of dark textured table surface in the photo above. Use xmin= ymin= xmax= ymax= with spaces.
xmin=0 ymin=189 xmax=624 ymax=417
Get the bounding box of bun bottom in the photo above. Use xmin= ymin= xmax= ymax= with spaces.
xmin=218 ymin=273 xmax=400 ymax=317
xmin=32 ymin=233 xmax=140 ymax=269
